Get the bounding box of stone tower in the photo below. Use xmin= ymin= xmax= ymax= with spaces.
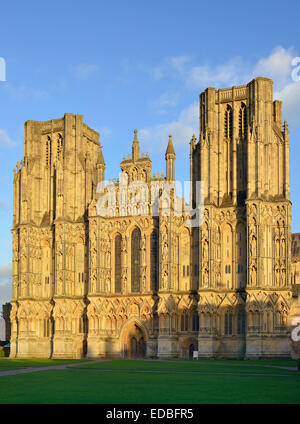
xmin=192 ymin=77 xmax=291 ymax=358
xmin=165 ymin=135 xmax=176 ymax=181
xmin=10 ymin=114 xmax=100 ymax=358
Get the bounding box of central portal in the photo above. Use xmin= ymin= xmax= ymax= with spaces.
xmin=121 ymin=322 xmax=147 ymax=359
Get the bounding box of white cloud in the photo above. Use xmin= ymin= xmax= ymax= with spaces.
xmin=3 ymin=82 xmax=50 ymax=101
xmin=0 ymin=129 xmax=18 ymax=146
xmin=0 ymin=263 xmax=11 ymax=306
xmin=151 ymin=55 xmax=249 ymax=90
xmin=93 ymin=126 xmax=112 ymax=140
xmin=169 ymin=56 xmax=191 ymax=72
xmin=151 ymin=46 xmax=298 ymax=92
xmin=253 ymin=46 xmax=295 ymax=91
xmin=143 ymin=46 xmax=300 ymax=149
xmin=0 ymin=263 xmax=12 ymax=282
xmin=0 ymin=57 xmax=6 ymax=82
xmin=151 ymin=66 xmax=164 ymax=81
xmin=187 ymin=57 xmax=249 ymax=90
xmin=73 ymin=64 xmax=98 ymax=80
xmin=0 ymin=201 xmax=9 ymax=213
xmin=275 ymin=81 xmax=300 ymax=128
xmin=151 ymin=91 xmax=180 ymax=112
xmin=250 ymin=46 xmax=300 ymax=128
xmin=140 ymin=103 xmax=198 ymax=151
xmin=0 ymin=261 xmax=10 ymax=312
xmin=0 ymin=283 xmax=11 ymax=307
xmin=100 ymin=126 xmax=112 ymax=139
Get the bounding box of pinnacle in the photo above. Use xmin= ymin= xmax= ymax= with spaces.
xmin=97 ymin=143 xmax=105 ymax=166
xmin=166 ymin=134 xmax=175 ymax=156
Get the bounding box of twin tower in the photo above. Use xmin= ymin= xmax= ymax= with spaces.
xmin=10 ymin=77 xmax=292 ymax=359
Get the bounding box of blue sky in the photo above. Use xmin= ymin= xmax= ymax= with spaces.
xmin=1 ymin=0 xmax=300 ymax=306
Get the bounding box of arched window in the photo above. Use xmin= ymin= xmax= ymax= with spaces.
xmin=115 ymin=234 xmax=122 ymax=293
xmin=194 ymin=264 xmax=198 ymax=276
xmin=225 ymin=264 xmax=231 ymax=274
xmin=239 ymin=103 xmax=247 ymax=139
xmin=192 ymin=311 xmax=199 ymax=331
xmin=181 ymin=314 xmax=184 ymax=331
xmin=131 ymin=228 xmax=141 ymax=292
xmin=181 ymin=311 xmax=189 ymax=332
xmin=46 ymin=140 xmax=49 ymax=165
xmin=150 ymin=230 xmax=158 ymax=291
xmin=57 ymin=133 xmax=63 ymax=160
xmin=224 ymin=311 xmax=233 ymax=335
xmin=224 ymin=105 xmax=233 ymax=140
xmin=237 ymin=312 xmax=246 ymax=335
xmin=46 ymin=135 xmax=51 ymax=166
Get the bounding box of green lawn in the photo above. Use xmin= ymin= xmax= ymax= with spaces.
xmin=0 ymin=359 xmax=299 ymax=404
xmin=165 ymin=358 xmax=299 ymax=367
xmin=74 ymin=359 xmax=299 ymax=375
xmin=0 ymin=358 xmax=90 ymax=371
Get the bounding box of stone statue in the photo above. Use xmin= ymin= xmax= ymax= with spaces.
xmin=203 ymin=239 xmax=208 ymax=259
xmin=250 ymin=236 xmax=256 ymax=257
xmin=281 ymin=268 xmax=286 ymax=286
xmin=162 ymin=270 xmax=168 ymax=288
xmin=203 ymin=269 xmax=209 ymax=287
xmin=281 ymin=238 xmax=285 ymax=256
xmin=251 ymin=266 xmax=257 ymax=286
xmin=276 ymin=268 xmax=280 ymax=286
xmin=276 ymin=239 xmax=280 ymax=257
xmin=162 ymin=241 xmax=168 ymax=260
xmin=141 ymin=235 xmax=146 ymax=265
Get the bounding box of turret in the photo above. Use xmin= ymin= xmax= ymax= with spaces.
xmin=96 ymin=143 xmax=105 ymax=183
xmin=165 ymin=134 xmax=175 ymax=181
xmin=132 ymin=129 xmax=140 ymax=161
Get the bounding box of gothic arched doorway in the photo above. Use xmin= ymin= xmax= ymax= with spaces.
xmin=121 ymin=321 xmax=147 ymax=359
xmin=189 ymin=344 xmax=194 ymax=360
xmin=181 ymin=337 xmax=198 ymax=359
xmin=130 ymin=337 xmax=138 ymax=358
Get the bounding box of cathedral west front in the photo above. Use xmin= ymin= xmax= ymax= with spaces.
xmin=10 ymin=77 xmax=298 ymax=359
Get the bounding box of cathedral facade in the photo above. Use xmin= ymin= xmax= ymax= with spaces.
xmin=10 ymin=77 xmax=296 ymax=359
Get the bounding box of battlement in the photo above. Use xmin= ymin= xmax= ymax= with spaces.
xmin=24 ymin=113 xmax=99 ymax=160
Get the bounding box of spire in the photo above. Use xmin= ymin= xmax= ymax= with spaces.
xmin=96 ymin=143 xmax=105 ymax=183
xmin=132 ymin=129 xmax=140 ymax=161
xmin=190 ymin=134 xmax=196 ymax=149
xmin=97 ymin=144 xmax=105 ymax=166
xmin=165 ymin=134 xmax=175 ymax=157
xmin=165 ymin=134 xmax=175 ymax=180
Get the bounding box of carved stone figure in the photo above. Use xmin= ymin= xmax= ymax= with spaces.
xmin=250 ymin=266 xmax=257 ymax=286
xmin=250 ymin=236 xmax=256 ymax=257
xmin=276 ymin=239 xmax=280 ymax=257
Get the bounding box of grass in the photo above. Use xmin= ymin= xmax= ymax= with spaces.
xmin=0 ymin=358 xmax=90 ymax=371
xmin=74 ymin=359 xmax=299 ymax=375
xmin=164 ymin=358 xmax=298 ymax=367
xmin=0 ymin=359 xmax=299 ymax=404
